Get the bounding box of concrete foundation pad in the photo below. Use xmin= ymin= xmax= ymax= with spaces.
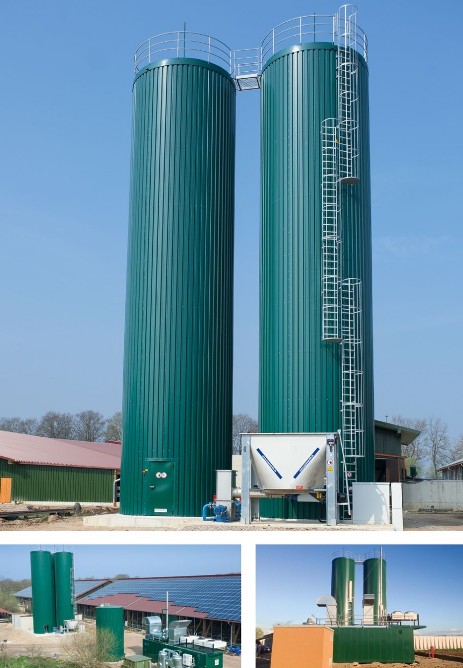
xmin=83 ymin=513 xmax=398 ymax=530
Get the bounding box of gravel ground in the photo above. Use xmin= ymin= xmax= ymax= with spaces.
xmin=2 ymin=504 xmax=463 ymax=530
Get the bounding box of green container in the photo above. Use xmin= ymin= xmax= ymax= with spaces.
xmin=143 ymin=638 xmax=223 ymax=668
xmin=96 ymin=605 xmax=125 ymax=661
xmin=333 ymin=626 xmax=415 ymax=663
xmin=259 ymin=41 xmax=375 ymax=488
xmin=121 ymin=54 xmax=236 ymax=517
xmin=30 ymin=550 xmax=56 ymax=634
xmin=122 ymin=655 xmax=151 ymax=668
xmin=364 ymin=557 xmax=387 ymax=623
xmin=331 ymin=557 xmax=355 ymax=625
xmin=54 ymin=551 xmax=75 ymax=627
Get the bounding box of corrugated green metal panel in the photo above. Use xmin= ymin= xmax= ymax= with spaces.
xmin=31 ymin=551 xmax=56 ymax=633
xmin=333 ymin=626 xmax=415 ymax=663
xmin=121 ymin=57 xmax=235 ymax=516
xmin=331 ymin=557 xmax=355 ymax=625
xmin=54 ymin=552 xmax=75 ymax=627
xmin=259 ymin=43 xmax=374 ymax=482
xmin=96 ymin=606 xmax=125 ymax=661
xmin=364 ymin=558 xmax=387 ymax=623
xmin=0 ymin=460 xmax=115 ymax=502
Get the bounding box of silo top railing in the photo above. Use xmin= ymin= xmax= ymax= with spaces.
xmin=261 ymin=9 xmax=368 ymax=67
xmin=134 ymin=31 xmax=233 ymax=74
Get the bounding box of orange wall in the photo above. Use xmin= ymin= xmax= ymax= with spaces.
xmin=271 ymin=625 xmax=334 ymax=668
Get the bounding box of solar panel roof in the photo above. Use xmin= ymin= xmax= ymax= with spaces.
xmin=15 ymin=580 xmax=109 ymax=600
xmin=82 ymin=575 xmax=240 ymax=622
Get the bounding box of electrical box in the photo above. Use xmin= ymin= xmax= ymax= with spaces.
xmin=122 ymin=655 xmax=152 ymax=668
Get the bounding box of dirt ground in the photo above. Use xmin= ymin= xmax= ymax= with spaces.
xmin=1 ymin=504 xmax=463 ymax=531
xmin=334 ymin=658 xmax=463 ymax=667
xmin=256 ymin=655 xmax=462 ymax=668
xmin=0 ymin=622 xmax=240 ymax=667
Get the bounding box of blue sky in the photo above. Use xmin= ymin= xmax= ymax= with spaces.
xmin=256 ymin=544 xmax=463 ymax=634
xmin=0 ymin=544 xmax=240 ymax=581
xmin=0 ymin=1 xmax=462 ymax=437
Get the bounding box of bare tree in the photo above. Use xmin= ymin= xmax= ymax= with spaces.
xmin=103 ymin=411 xmax=122 ymax=442
xmin=73 ymin=410 xmax=106 ymax=442
xmin=36 ymin=411 xmax=75 ymax=439
xmin=424 ymin=416 xmax=450 ymax=478
xmin=448 ymin=434 xmax=463 ymax=464
xmin=0 ymin=416 xmax=38 ymax=434
xmin=232 ymin=413 xmax=258 ymax=454
xmin=391 ymin=415 xmax=428 ymax=474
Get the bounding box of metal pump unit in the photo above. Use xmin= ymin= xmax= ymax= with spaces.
xmin=202 ymin=470 xmax=241 ymax=522
xmin=240 ymin=432 xmax=348 ymax=526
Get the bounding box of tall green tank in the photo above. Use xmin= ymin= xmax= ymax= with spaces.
xmin=259 ymin=19 xmax=374 ymax=519
xmin=363 ymin=557 xmax=387 ymax=623
xmin=30 ymin=550 xmax=56 ymax=634
xmin=331 ymin=556 xmax=355 ymax=625
xmin=54 ymin=551 xmax=75 ymax=627
xmin=96 ymin=605 xmax=125 ymax=661
xmin=121 ymin=34 xmax=236 ymax=517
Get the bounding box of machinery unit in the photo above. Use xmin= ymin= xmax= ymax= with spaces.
xmin=241 ymin=432 xmax=346 ymax=525
xmin=121 ymin=31 xmax=235 ymax=517
xmin=143 ymin=619 xmax=223 ymax=668
xmin=96 ymin=605 xmax=125 ymax=661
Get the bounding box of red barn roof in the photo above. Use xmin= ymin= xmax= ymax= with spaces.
xmin=0 ymin=431 xmax=121 ymax=469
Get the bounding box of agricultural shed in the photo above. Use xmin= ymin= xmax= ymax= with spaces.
xmin=0 ymin=431 xmax=121 ymax=503
xmin=374 ymin=420 xmax=421 ymax=483
xmin=78 ymin=574 xmax=241 ymax=643
xmin=438 ymin=458 xmax=463 ymax=480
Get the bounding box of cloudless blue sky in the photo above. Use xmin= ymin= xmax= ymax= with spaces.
xmin=256 ymin=544 xmax=463 ymax=634
xmin=0 ymin=1 xmax=462 ymax=436
xmin=0 ymin=544 xmax=240 ymax=580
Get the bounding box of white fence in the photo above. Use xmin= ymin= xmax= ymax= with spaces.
xmin=415 ymin=635 xmax=463 ymax=650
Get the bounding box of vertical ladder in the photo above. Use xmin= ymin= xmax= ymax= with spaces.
xmin=321 ymin=118 xmax=341 ymax=341
xmin=340 ymin=278 xmax=364 ymax=489
xmin=336 ymin=5 xmax=359 ymax=184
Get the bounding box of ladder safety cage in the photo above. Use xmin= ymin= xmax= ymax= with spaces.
xmin=321 ymin=118 xmax=341 ymax=341
xmin=340 ymin=278 xmax=365 ymax=476
xmin=335 ymin=5 xmax=360 ymax=183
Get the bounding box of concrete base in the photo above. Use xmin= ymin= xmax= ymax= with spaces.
xmin=83 ymin=513 xmax=398 ymax=530
xmin=83 ymin=514 xmax=204 ymax=528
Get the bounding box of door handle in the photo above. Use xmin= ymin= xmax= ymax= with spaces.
xmin=149 ymin=485 xmax=155 ymax=490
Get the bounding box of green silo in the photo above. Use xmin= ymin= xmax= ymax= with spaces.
xmin=331 ymin=556 xmax=355 ymax=625
xmin=54 ymin=551 xmax=75 ymax=627
xmin=259 ymin=15 xmax=374 ymax=519
xmin=121 ymin=33 xmax=235 ymax=517
xmin=363 ymin=557 xmax=387 ymax=624
xmin=96 ymin=605 xmax=125 ymax=661
xmin=30 ymin=550 xmax=56 ymax=634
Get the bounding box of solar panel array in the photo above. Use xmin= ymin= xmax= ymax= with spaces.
xmin=84 ymin=576 xmax=241 ymax=621
xmin=15 ymin=580 xmax=109 ymax=600
xmin=74 ymin=580 xmax=109 ymax=596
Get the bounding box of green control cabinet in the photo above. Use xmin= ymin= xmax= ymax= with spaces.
xmin=333 ymin=626 xmax=415 ymax=664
